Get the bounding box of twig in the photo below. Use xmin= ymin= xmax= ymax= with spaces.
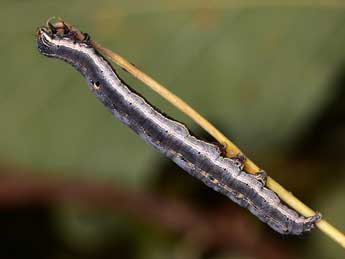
xmin=91 ymin=41 xmax=345 ymax=248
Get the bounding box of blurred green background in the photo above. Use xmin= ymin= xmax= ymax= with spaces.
xmin=1 ymin=0 xmax=345 ymax=258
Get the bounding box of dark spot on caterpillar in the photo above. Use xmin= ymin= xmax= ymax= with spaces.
xmin=90 ymin=80 xmax=100 ymax=90
xmin=234 ymin=160 xmax=243 ymax=169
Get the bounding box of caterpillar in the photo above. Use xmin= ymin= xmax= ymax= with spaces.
xmin=36 ymin=21 xmax=321 ymax=235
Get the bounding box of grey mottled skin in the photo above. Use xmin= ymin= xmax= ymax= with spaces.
xmin=37 ymin=27 xmax=320 ymax=235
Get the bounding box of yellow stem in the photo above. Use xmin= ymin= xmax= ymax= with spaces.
xmin=91 ymin=40 xmax=345 ymax=249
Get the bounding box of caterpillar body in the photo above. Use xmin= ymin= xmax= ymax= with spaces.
xmin=36 ymin=22 xmax=320 ymax=235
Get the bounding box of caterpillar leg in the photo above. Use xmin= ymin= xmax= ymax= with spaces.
xmin=303 ymin=212 xmax=322 ymax=232
xmin=217 ymin=142 xmax=228 ymax=157
xmin=254 ymin=170 xmax=267 ymax=186
xmin=232 ymin=154 xmax=246 ymax=170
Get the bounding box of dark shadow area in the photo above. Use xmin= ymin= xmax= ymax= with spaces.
xmin=292 ymin=62 xmax=345 ymax=161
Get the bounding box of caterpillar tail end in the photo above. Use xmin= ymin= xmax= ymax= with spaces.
xmin=304 ymin=212 xmax=322 ymax=232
